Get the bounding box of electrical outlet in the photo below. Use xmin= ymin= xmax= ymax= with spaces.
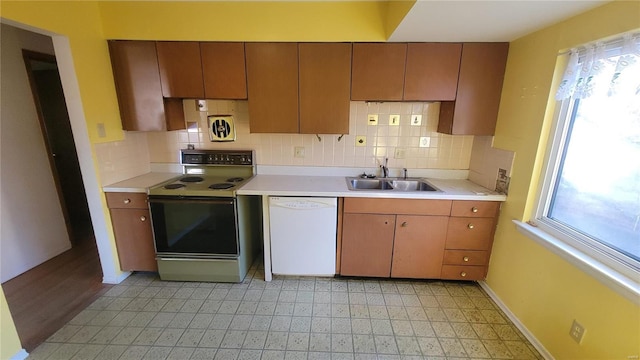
xmin=569 ymin=320 xmax=586 ymax=344
xmin=356 ymin=136 xmax=366 ymax=147
xmin=389 ymin=114 xmax=400 ymax=126
xmin=419 ymin=137 xmax=430 ymax=148
xmin=97 ymin=123 xmax=106 ymax=138
xmin=367 ymin=114 xmax=378 ymax=125
xmin=294 ymin=146 xmax=305 ymax=158
xmin=394 ymin=148 xmax=406 ymax=159
xmin=411 ymin=115 xmax=422 ymax=126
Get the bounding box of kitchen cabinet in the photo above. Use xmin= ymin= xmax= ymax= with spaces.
xmin=156 ymin=41 xmax=204 ymax=98
xmin=201 ymin=42 xmax=247 ymax=99
xmin=340 ymin=198 xmax=451 ymax=279
xmin=351 ymin=43 xmax=407 ymax=101
xmin=108 ymin=40 xmax=185 ymax=131
xmin=299 ymin=43 xmax=351 ymax=134
xmin=246 ymin=42 xmax=352 ymax=134
xmin=438 ymin=42 xmax=509 ymax=135
xmin=403 ymin=43 xmax=462 ymax=101
xmin=106 ymin=192 xmax=157 ymax=272
xmin=351 ymin=43 xmax=462 ymax=102
xmin=245 ymin=43 xmax=299 ymax=133
xmin=441 ymin=200 xmax=500 ymax=280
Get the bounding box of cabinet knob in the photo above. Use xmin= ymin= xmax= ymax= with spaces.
xmin=471 ymin=207 xmax=479 ymax=213
xmin=123 ymin=198 xmax=131 ymax=204
xmin=140 ymin=215 xmax=147 ymax=222
xmin=463 ymin=256 xmax=470 ymax=262
xmin=401 ymin=222 xmax=408 ymax=227
xmin=467 ymin=223 xmax=474 ymax=229
xmin=460 ymin=271 xmax=467 ymax=277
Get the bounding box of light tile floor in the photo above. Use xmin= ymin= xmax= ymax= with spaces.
xmin=28 ymin=262 xmax=543 ymax=360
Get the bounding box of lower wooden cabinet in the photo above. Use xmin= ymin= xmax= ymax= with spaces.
xmin=106 ymin=192 xmax=157 ymax=272
xmin=339 ymin=197 xmax=500 ymax=281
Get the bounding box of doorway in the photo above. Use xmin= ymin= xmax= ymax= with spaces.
xmin=22 ymin=50 xmax=93 ymax=243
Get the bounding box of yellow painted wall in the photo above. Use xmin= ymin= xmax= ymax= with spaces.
xmin=488 ymin=1 xmax=640 ymax=358
xmin=0 ymin=288 xmax=22 ymax=359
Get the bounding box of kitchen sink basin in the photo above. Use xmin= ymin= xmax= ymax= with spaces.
xmin=346 ymin=177 xmax=440 ymax=192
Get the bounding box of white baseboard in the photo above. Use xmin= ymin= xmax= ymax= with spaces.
xmin=478 ymin=281 xmax=554 ymax=360
xmin=10 ymin=349 xmax=28 ymax=360
xmin=102 ymin=270 xmax=131 ymax=284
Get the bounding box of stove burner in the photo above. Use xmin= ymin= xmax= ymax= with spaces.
xmin=226 ymin=177 xmax=244 ymax=183
xmin=209 ymin=183 xmax=235 ymax=190
xmin=164 ymin=183 xmax=186 ymax=190
xmin=180 ymin=176 xmax=204 ymax=183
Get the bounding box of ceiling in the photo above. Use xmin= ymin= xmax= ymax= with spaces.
xmin=389 ymin=0 xmax=609 ymax=42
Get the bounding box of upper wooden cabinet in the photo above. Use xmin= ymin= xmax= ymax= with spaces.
xmin=156 ymin=41 xmax=204 ymax=98
xmin=246 ymin=42 xmax=352 ymax=134
xmin=108 ymin=40 xmax=185 ymax=131
xmin=201 ymin=42 xmax=247 ymax=99
xmin=438 ymin=42 xmax=509 ymax=135
xmin=404 ymin=43 xmax=462 ymax=101
xmin=351 ymin=43 xmax=407 ymax=101
xmin=299 ymin=43 xmax=351 ymax=134
xmin=245 ymin=42 xmax=299 ymax=133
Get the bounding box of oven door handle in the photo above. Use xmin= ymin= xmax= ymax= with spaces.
xmin=148 ymin=196 xmax=235 ymax=206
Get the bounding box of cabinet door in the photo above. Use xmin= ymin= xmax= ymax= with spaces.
xmin=299 ymin=43 xmax=351 ymax=134
xmin=110 ymin=209 xmax=157 ymax=272
xmin=438 ymin=42 xmax=509 ymax=135
xmin=391 ymin=215 xmax=448 ymax=279
xmin=404 ymin=43 xmax=462 ymax=101
xmin=108 ymin=40 xmax=167 ymax=131
xmin=341 ymin=213 xmax=395 ymax=277
xmin=201 ymin=42 xmax=247 ymax=99
xmin=351 ymin=43 xmax=407 ymax=101
xmin=245 ymin=43 xmax=299 ymax=133
xmin=156 ymin=41 xmax=204 ymax=98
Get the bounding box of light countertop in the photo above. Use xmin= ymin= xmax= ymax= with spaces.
xmin=237 ymin=175 xmax=507 ymax=201
xmin=103 ymin=172 xmax=181 ymax=193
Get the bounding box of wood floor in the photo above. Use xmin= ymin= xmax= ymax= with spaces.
xmin=1 ymin=237 xmax=111 ymax=351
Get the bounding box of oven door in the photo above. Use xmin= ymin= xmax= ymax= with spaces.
xmin=148 ymin=196 xmax=239 ymax=258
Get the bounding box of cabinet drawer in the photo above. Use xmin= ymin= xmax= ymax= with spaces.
xmin=106 ymin=192 xmax=148 ymax=209
xmin=450 ymin=201 xmax=499 ymax=218
xmin=445 ymin=217 xmax=495 ymax=250
xmin=443 ymin=250 xmax=489 ymax=266
xmin=441 ymin=265 xmax=487 ymax=280
xmin=344 ymin=198 xmax=452 ymax=216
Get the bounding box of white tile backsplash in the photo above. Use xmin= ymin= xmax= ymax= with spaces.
xmin=468 ymin=136 xmax=515 ymax=193
xmin=95 ymin=131 xmax=151 ymax=186
xmin=147 ymin=100 xmax=474 ymax=175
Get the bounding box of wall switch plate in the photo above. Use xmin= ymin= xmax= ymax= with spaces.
xmin=389 ymin=114 xmax=400 ymax=126
xmin=419 ymin=137 xmax=430 ymax=148
xmin=196 ymin=100 xmax=208 ymax=112
xmin=97 ymin=123 xmax=106 ymax=138
xmin=394 ymin=148 xmax=406 ymax=159
xmin=367 ymin=114 xmax=378 ymax=125
xmin=356 ymin=136 xmax=366 ymax=146
xmin=294 ymin=146 xmax=305 ymax=158
xmin=411 ymin=115 xmax=422 ymax=126
xmin=569 ymin=320 xmax=586 ymax=344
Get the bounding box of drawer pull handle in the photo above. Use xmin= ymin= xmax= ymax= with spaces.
xmin=463 ymin=256 xmax=470 ymax=262
xmin=140 ymin=216 xmax=147 ymax=222
xmin=123 ymin=199 xmax=131 ymax=204
xmin=467 ymin=223 xmax=474 ymax=229
xmin=471 ymin=207 xmax=478 ymax=213
xmin=460 ymin=271 xmax=467 ymax=277
xmin=401 ymin=222 xmax=408 ymax=227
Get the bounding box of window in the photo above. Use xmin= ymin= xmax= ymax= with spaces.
xmin=533 ymin=33 xmax=640 ymax=292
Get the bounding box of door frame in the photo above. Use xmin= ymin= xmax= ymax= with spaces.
xmin=2 ymin=19 xmax=126 ymax=284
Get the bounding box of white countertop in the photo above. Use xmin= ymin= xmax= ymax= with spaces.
xmin=103 ymin=172 xmax=182 ymax=193
xmin=237 ymin=175 xmax=507 ymax=201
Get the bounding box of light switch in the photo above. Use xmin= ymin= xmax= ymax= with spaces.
xmin=196 ymin=100 xmax=208 ymax=112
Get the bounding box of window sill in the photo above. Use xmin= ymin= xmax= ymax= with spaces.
xmin=513 ymin=220 xmax=640 ymax=305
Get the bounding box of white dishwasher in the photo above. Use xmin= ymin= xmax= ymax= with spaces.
xmin=269 ymin=197 xmax=337 ymax=276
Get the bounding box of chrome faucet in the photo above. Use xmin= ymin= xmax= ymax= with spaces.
xmin=380 ymin=158 xmax=389 ymax=178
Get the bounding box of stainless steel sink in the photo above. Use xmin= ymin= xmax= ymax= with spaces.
xmin=346 ymin=177 xmax=440 ymax=192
